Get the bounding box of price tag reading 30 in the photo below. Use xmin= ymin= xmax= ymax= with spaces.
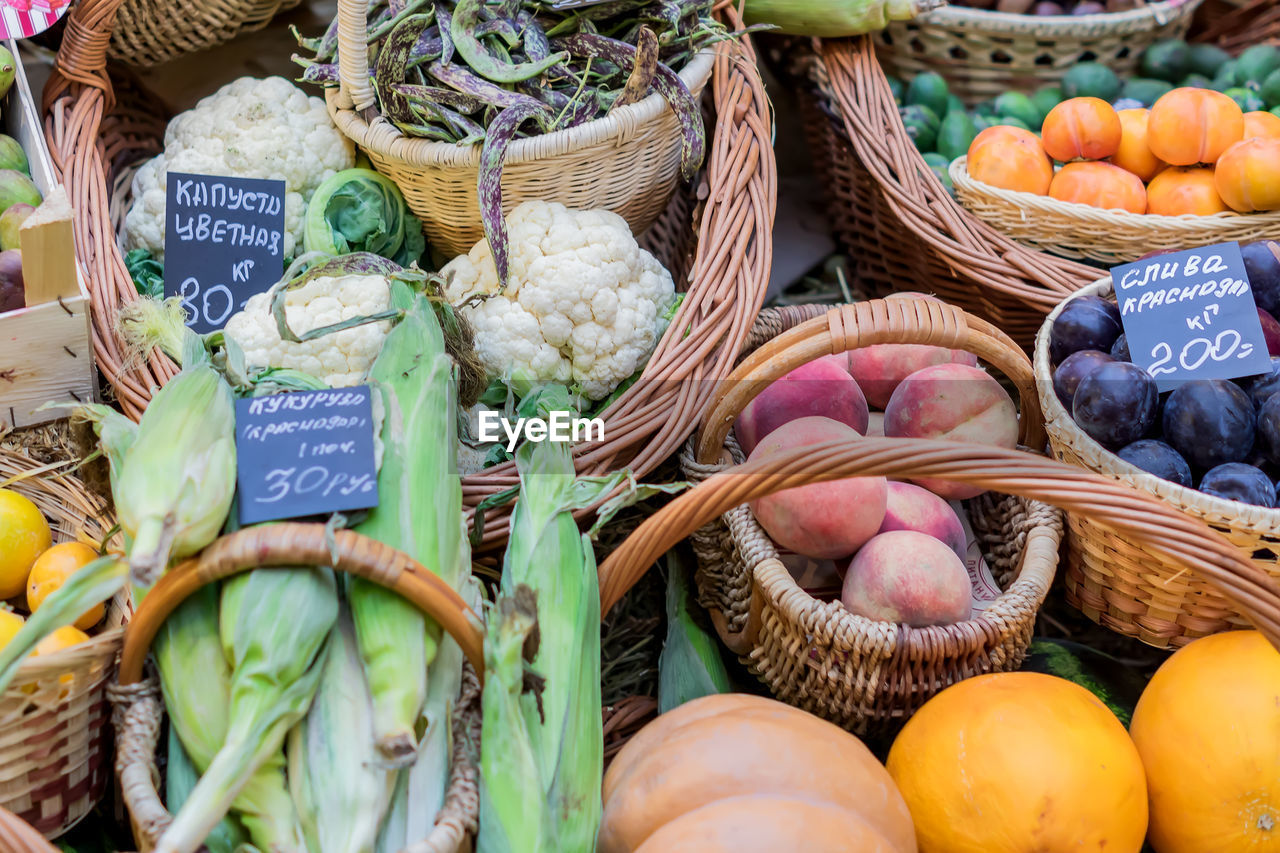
xmin=235 ymin=387 xmax=379 ymax=525
xmin=1111 ymin=242 xmax=1271 ymax=392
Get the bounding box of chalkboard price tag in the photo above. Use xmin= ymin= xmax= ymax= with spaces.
xmin=164 ymin=172 xmax=287 ymax=334
xmin=235 ymin=387 xmax=380 ymax=525
xmin=1111 ymin=242 xmax=1271 ymax=392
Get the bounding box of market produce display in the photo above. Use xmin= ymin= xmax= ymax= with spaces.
xmin=0 ymin=42 xmax=43 ymax=315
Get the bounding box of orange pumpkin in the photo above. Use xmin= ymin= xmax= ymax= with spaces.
xmin=887 ymin=672 xmax=1149 ymax=853
xmin=965 ymin=126 xmax=1054 ymax=195
xmin=1215 ymin=137 xmax=1280 ymax=212
xmin=1041 ymin=97 xmax=1123 ymax=161
xmin=1243 ymin=110 xmax=1280 ymax=140
xmin=1109 ymin=108 xmax=1165 ymax=182
xmin=1049 ymin=161 xmax=1147 ymax=213
xmin=1147 ymin=87 xmax=1244 ymax=165
xmin=1129 ymin=631 xmax=1280 ymax=853
xmin=1146 ymin=167 xmax=1229 ymax=217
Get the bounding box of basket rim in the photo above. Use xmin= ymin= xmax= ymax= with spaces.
xmin=1034 ymin=277 xmax=1280 ymax=534
xmin=952 ymin=156 xmax=1280 ymax=234
xmin=325 ymin=48 xmax=716 ymax=170
xmin=905 ymin=0 xmax=1203 ymax=34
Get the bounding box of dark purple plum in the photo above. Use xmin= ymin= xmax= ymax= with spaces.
xmin=1052 ymin=350 xmax=1113 ymax=409
xmin=1049 ymin=296 xmax=1123 ymax=364
xmin=1235 ymin=357 xmax=1280 ymax=410
xmin=1198 ymin=462 xmax=1277 ymax=508
xmin=1243 ymin=240 xmax=1280 ymax=315
xmin=1259 ymin=307 xmax=1280 ymax=357
xmin=1110 ymin=333 xmax=1130 ymax=362
xmin=1116 ymin=439 xmax=1193 ymax=487
xmin=1072 ymin=361 xmax=1159 ymax=449
xmin=1162 ymin=379 xmax=1256 ymax=470
xmin=1257 ymin=393 xmax=1280 ymax=467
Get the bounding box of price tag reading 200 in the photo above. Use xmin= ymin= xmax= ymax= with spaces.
xmin=234 ymin=387 xmax=380 ymax=525
xmin=1111 ymin=242 xmax=1272 ymax=392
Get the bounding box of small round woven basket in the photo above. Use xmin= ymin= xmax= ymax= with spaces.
xmin=108 ymin=0 xmax=303 ymax=67
xmin=609 ymin=298 xmax=1065 ymax=734
xmin=874 ymin=0 xmax=1203 ymax=104
xmin=951 ymin=156 xmax=1280 ymax=265
xmin=1035 ymin=279 xmax=1280 ymax=648
xmin=0 ymin=449 xmax=128 ymax=839
xmin=785 ymin=37 xmax=1100 ymax=348
xmin=0 ymin=807 xmax=58 ymax=853
xmin=328 ymin=0 xmax=715 ymax=256
xmin=110 ymin=522 xmax=485 ymax=853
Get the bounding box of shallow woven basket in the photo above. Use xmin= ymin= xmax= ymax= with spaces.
xmin=0 ymin=807 xmax=58 ymax=853
xmin=787 ymin=37 xmax=1099 ymax=348
xmin=0 ymin=449 xmax=128 ymax=839
xmin=951 ymin=157 xmax=1280 ymax=265
xmin=328 ymin=0 xmax=715 ymax=256
xmin=46 ymin=0 xmax=774 ymax=551
xmin=873 ymin=0 xmax=1202 ymax=104
xmin=648 ymin=298 xmax=1065 ymax=733
xmin=111 ymin=523 xmax=485 ymax=853
xmin=1035 ymin=280 xmax=1280 ymax=648
xmin=108 ymin=0 xmax=303 ymax=67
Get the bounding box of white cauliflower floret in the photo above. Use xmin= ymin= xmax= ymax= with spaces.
xmin=224 ymin=273 xmax=391 ymax=388
xmin=442 ymin=201 xmax=677 ymax=400
xmin=125 ymin=76 xmax=354 ymax=261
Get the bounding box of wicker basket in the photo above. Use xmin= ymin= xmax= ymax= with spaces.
xmin=639 ymin=298 xmax=1063 ymax=733
xmin=873 ymin=0 xmax=1203 ymax=104
xmin=328 ymin=0 xmax=716 ymax=256
xmin=0 ymin=807 xmax=58 ymax=853
xmin=788 ymin=37 xmax=1100 ymax=348
xmin=107 ymin=0 xmax=303 ymax=67
xmin=1192 ymin=0 xmax=1280 ymax=54
xmin=0 ymin=449 xmax=128 ymax=839
xmin=1035 ymin=279 xmax=1280 ymax=648
xmin=46 ymin=0 xmax=775 ymax=551
xmin=110 ymin=522 xmax=484 ymax=853
xmin=951 ymin=157 xmax=1280 ymax=264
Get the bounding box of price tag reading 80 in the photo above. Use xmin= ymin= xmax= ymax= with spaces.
xmin=177 ymin=276 xmax=249 ymax=330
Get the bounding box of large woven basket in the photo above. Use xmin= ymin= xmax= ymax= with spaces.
xmin=0 ymin=448 xmax=128 ymax=839
xmin=658 ymin=298 xmax=1065 ymax=733
xmin=0 ymin=807 xmax=58 ymax=853
xmin=328 ymin=0 xmax=715 ymax=256
xmin=951 ymin=157 xmax=1280 ymax=264
xmin=111 ymin=523 xmax=485 ymax=853
xmin=874 ymin=0 xmax=1203 ymax=104
xmin=108 ymin=0 xmax=303 ymax=67
xmin=1192 ymin=0 xmax=1280 ymax=54
xmin=1035 ymin=279 xmax=1280 ymax=648
xmin=45 ymin=0 xmax=775 ymax=551
xmin=787 ymin=37 xmax=1100 ymax=348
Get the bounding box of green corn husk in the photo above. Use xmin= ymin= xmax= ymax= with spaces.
xmin=288 ymin=606 xmax=395 ymax=853
xmin=153 ymin=566 xmax=338 ymax=853
xmin=657 ymin=549 xmax=732 ymax=714
xmin=165 ymin=725 xmax=247 ymax=853
xmin=349 ymin=279 xmax=470 ymax=766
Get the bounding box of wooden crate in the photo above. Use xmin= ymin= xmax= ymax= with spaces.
xmin=0 ymin=40 xmax=94 ymax=430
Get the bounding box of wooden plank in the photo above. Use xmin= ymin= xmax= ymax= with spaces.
xmin=0 ymin=289 xmax=93 ymax=428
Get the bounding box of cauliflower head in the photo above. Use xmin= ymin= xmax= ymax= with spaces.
xmin=442 ymin=201 xmax=677 ymax=401
xmin=224 ymin=272 xmax=392 ymax=388
xmin=125 ymin=76 xmax=355 ymax=262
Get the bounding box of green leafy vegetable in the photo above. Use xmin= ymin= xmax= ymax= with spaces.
xmin=302 ymin=168 xmax=427 ymax=266
xmin=125 ymin=248 xmax=164 ymax=300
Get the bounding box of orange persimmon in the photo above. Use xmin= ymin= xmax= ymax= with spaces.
xmin=965 ymin=126 xmax=1054 ymax=194
xmin=1041 ymin=97 xmax=1123 ymax=162
xmin=1146 ymin=167 xmax=1229 ymax=217
xmin=1109 ymin=108 xmax=1166 ymax=182
xmin=1147 ymin=88 xmax=1244 ymax=166
xmin=1048 ymin=161 xmax=1147 ymax=213
xmin=1243 ymin=110 xmax=1280 ymax=140
xmin=1214 ymin=138 xmax=1280 ymax=212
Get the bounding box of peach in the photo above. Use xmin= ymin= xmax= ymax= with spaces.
xmin=883 ymin=362 xmax=1019 ymax=499
xmin=748 ymin=417 xmax=888 ymax=560
xmin=877 ymin=481 xmax=967 ymax=560
xmin=735 ymin=355 xmax=869 ymax=456
xmin=841 ymin=531 xmax=973 ymax=627
xmin=848 ymin=346 xmax=979 ymax=410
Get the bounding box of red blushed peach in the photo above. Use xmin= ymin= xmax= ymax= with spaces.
xmin=841 ymin=531 xmax=972 ymax=627
xmin=877 ymin=481 xmax=967 ymax=560
xmin=847 ymin=346 xmax=980 ymax=410
xmin=735 ymin=354 xmax=870 ymax=456
xmin=883 ymin=362 xmax=1019 ymax=499
xmin=748 ymin=417 xmax=888 ymax=560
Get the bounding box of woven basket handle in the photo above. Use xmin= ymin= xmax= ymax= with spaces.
xmin=0 ymin=808 xmax=57 ymax=853
xmin=694 ymin=297 xmax=1044 ymax=464
xmin=598 ymin=436 xmax=1280 ymax=649
xmin=117 ymin=523 xmax=487 ymax=685
xmin=335 ymin=0 xmax=376 ymax=112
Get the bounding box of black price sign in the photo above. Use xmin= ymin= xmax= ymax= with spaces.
xmin=235 ymin=387 xmax=380 ymax=525
xmin=1112 ymin=242 xmax=1271 ymax=391
xmin=164 ymin=172 xmax=286 ymax=334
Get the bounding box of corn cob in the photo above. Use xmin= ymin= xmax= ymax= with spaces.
xmin=657 ymin=548 xmax=732 ymax=713
xmin=288 ymin=606 xmax=396 ymax=853
xmin=165 ymin=724 xmax=247 ymax=853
